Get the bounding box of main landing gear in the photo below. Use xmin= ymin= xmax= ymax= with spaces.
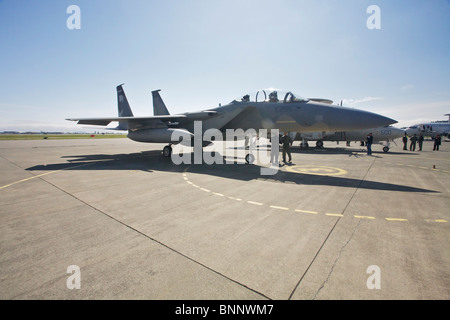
xmin=162 ymin=144 xmax=257 ymax=164
xmin=163 ymin=144 xmax=172 ymax=157
xmin=245 ymin=153 xmax=255 ymax=164
xmin=299 ymin=140 xmax=323 ymax=149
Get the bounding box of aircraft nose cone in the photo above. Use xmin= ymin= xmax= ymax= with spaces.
xmin=392 ymin=127 xmax=406 ymax=139
xmin=373 ymin=114 xmax=397 ymax=126
xmin=335 ymin=108 xmax=397 ymax=131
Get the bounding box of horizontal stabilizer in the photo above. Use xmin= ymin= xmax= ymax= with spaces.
xmin=69 ymin=119 xmax=113 ymax=126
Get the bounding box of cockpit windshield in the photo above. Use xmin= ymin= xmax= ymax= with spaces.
xmin=231 ymin=89 xmax=309 ymax=104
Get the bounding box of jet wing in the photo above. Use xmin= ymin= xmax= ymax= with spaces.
xmin=67 ymin=111 xmax=218 ymax=130
xmin=66 ymin=115 xmax=186 ymax=126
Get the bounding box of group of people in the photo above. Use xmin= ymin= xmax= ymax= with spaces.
xmin=402 ymin=133 xmax=442 ymax=151
xmin=365 ymin=132 xmax=443 ymax=155
xmin=266 ymin=131 xmax=442 ymax=162
xmin=279 ymin=131 xmax=443 ymax=161
xmin=266 ymin=132 xmax=294 ymax=165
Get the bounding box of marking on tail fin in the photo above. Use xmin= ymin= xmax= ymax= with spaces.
xmin=116 ymin=84 xmax=134 ymax=130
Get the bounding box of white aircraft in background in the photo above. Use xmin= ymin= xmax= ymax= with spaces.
xmin=290 ymin=125 xmax=405 ymax=153
xmin=405 ymin=114 xmax=450 ymax=139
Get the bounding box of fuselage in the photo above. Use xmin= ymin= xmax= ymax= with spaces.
xmin=293 ymin=126 xmax=404 ymax=142
xmin=406 ymin=122 xmax=450 ymax=138
xmin=332 ymin=126 xmax=404 ymax=142
xmin=178 ymin=99 xmax=396 ymax=135
xmin=69 ymin=86 xmax=397 ymax=145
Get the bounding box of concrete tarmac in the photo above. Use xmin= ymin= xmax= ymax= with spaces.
xmin=0 ymin=138 xmax=449 ymax=300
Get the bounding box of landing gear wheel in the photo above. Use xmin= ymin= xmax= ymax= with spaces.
xmin=245 ymin=153 xmax=255 ymax=164
xmin=300 ymin=142 xmax=309 ymax=149
xmin=163 ymin=145 xmax=172 ymax=157
xmin=383 ymin=146 xmax=389 ymax=153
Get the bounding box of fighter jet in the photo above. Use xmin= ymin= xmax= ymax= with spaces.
xmin=67 ymin=86 xmax=397 ymax=159
xmin=292 ymin=125 xmax=405 ymax=152
xmin=405 ymin=114 xmax=450 ymax=139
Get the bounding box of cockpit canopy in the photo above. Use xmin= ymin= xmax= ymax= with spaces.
xmin=231 ymin=89 xmax=309 ymax=104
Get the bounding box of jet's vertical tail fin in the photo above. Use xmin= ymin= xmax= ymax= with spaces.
xmin=117 ymin=84 xmax=133 ymax=117
xmin=152 ymin=90 xmax=170 ymax=115
xmin=116 ymin=84 xmax=133 ymax=130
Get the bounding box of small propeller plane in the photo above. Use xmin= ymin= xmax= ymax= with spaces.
xmin=67 ymin=85 xmax=397 ymax=160
xmin=405 ymin=114 xmax=450 ymax=139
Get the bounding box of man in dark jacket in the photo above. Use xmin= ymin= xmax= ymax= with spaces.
xmin=418 ymin=133 xmax=424 ymax=151
xmin=281 ymin=132 xmax=292 ymax=163
xmin=433 ymin=134 xmax=441 ymax=151
xmin=366 ymin=133 xmax=373 ymax=155
xmin=402 ymin=133 xmax=408 ymax=150
xmin=410 ymin=134 xmax=418 ymax=151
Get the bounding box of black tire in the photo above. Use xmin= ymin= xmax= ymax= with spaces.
xmin=245 ymin=153 xmax=255 ymax=164
xmin=163 ymin=145 xmax=172 ymax=157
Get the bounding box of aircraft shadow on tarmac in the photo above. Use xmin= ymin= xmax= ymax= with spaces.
xmin=26 ymin=150 xmax=438 ymax=194
xmin=281 ymin=146 xmax=419 ymax=157
xmin=236 ymin=144 xmax=421 ymax=157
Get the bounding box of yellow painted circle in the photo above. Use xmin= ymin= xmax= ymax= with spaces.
xmin=285 ymin=165 xmax=347 ymax=176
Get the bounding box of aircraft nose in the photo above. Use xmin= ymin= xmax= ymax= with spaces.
xmin=374 ymin=114 xmax=397 ymax=127
xmin=338 ymin=108 xmax=397 ymax=131
xmin=393 ymin=127 xmax=406 ymax=138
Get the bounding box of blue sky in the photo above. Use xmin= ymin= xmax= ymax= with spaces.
xmin=0 ymin=0 xmax=449 ymax=131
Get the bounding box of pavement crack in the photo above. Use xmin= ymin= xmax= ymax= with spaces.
xmin=288 ymin=157 xmax=376 ymax=300
xmin=312 ymin=219 xmax=362 ymax=299
xmin=310 ymin=158 xmax=377 ymax=299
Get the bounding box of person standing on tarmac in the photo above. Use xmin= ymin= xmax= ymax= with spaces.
xmin=418 ymin=133 xmax=424 ymax=151
xmin=410 ymin=134 xmax=418 ymax=151
xmin=281 ymin=132 xmax=292 ymax=163
xmin=402 ymin=133 xmax=408 ymax=150
xmin=366 ymin=133 xmax=373 ymax=155
xmin=433 ymin=134 xmax=441 ymax=151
